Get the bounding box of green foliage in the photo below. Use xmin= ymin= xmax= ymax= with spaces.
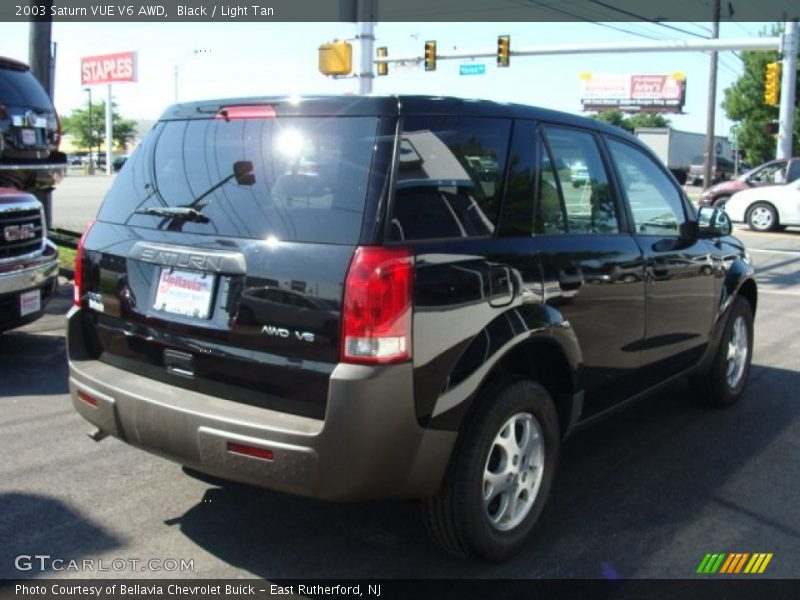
xmin=722 ymin=25 xmax=800 ymax=164
xmin=61 ymin=99 xmax=137 ymax=151
xmin=590 ymin=109 xmax=671 ymax=133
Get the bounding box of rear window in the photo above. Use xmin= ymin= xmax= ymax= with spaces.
xmin=98 ymin=116 xmax=380 ymax=244
xmin=0 ymin=67 xmax=53 ymax=109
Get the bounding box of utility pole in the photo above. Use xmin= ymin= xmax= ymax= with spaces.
xmin=776 ymin=19 xmax=798 ymax=160
xmin=702 ymin=0 xmax=720 ymax=190
xmin=28 ymin=3 xmax=53 ymax=96
xmin=356 ymin=0 xmax=376 ymax=95
xmin=28 ymin=0 xmax=55 ymax=228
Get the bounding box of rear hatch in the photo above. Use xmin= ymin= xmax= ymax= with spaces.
xmin=76 ymin=99 xmax=395 ymax=419
xmin=0 ymin=60 xmax=59 ymax=161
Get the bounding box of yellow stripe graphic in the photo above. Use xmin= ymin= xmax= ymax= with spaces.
xmin=758 ymin=553 xmax=773 ymax=573
xmin=744 ymin=554 xmax=760 ymax=573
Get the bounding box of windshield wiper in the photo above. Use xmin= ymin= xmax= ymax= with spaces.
xmin=134 ymin=206 xmax=210 ymax=223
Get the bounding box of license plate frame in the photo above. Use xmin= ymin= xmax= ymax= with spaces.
xmin=20 ymin=289 xmax=41 ymax=317
xmin=20 ymin=128 xmax=36 ymax=145
xmin=153 ymin=268 xmax=215 ymax=319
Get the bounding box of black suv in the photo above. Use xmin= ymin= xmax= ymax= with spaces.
xmin=0 ymin=57 xmax=66 ymax=191
xmin=67 ymin=96 xmax=756 ymax=561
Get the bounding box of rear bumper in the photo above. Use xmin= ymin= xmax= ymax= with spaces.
xmin=66 ymin=307 xmax=456 ymax=501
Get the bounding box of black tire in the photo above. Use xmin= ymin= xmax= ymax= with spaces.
xmin=712 ymin=195 xmax=730 ymax=209
xmin=423 ymin=379 xmax=560 ymax=561
xmin=746 ymin=202 xmax=778 ymax=232
xmin=689 ymin=298 xmax=753 ymax=406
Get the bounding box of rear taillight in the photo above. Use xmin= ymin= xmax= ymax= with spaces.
xmin=55 ymin=113 xmax=61 ymax=148
xmin=342 ymin=246 xmax=414 ymax=365
xmin=73 ymin=219 xmax=96 ymax=307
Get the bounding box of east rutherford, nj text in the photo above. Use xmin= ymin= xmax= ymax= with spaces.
xmin=272 ymin=584 xmax=381 ymax=597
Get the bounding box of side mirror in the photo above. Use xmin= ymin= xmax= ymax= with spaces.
xmin=697 ymin=206 xmax=732 ymax=237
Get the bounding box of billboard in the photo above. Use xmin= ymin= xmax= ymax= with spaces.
xmin=580 ymin=73 xmax=686 ymax=113
xmin=81 ymin=51 xmax=138 ymax=85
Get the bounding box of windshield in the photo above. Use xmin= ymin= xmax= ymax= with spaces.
xmin=98 ymin=116 xmax=380 ymax=244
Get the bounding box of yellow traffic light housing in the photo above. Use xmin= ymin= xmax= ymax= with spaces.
xmin=764 ymin=61 xmax=780 ymax=106
xmin=497 ymin=35 xmax=510 ymax=68
xmin=319 ymin=41 xmax=352 ymax=76
xmin=376 ymin=47 xmax=388 ymax=77
xmin=424 ymin=41 xmax=436 ymax=72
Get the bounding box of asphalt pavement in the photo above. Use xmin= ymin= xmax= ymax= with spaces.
xmin=3 ymin=183 xmax=800 ymax=580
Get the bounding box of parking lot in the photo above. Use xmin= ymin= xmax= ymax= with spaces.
xmin=2 ymin=176 xmax=800 ymax=579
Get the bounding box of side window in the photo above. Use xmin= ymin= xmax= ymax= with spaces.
xmin=390 ymin=116 xmax=511 ymax=241
xmin=751 ymin=161 xmax=784 ymax=184
xmin=607 ymin=139 xmax=686 ymax=236
xmin=542 ymin=127 xmax=619 ymax=234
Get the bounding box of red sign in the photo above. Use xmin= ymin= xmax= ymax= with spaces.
xmin=81 ymin=52 xmax=137 ymax=85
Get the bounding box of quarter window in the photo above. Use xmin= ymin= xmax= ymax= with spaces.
xmin=607 ymin=139 xmax=686 ymax=236
xmin=389 ymin=116 xmax=511 ymax=241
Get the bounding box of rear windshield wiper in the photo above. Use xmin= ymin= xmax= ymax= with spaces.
xmin=133 ymin=206 xmax=210 ymax=223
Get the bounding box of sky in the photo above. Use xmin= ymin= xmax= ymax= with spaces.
xmin=0 ymin=20 xmax=772 ymax=137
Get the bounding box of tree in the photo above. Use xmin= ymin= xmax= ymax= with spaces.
xmin=722 ymin=25 xmax=800 ymax=164
xmin=590 ymin=109 xmax=671 ymax=133
xmin=61 ymin=100 xmax=137 ymax=152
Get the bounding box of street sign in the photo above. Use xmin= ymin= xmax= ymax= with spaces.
xmin=459 ymin=63 xmax=486 ymax=76
xmin=728 ymin=124 xmax=739 ymax=144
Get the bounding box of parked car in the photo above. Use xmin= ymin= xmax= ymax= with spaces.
xmin=0 ymin=188 xmax=58 ymax=332
xmin=67 ymin=96 xmax=756 ymax=561
xmin=0 ymin=56 xmax=66 ymax=191
xmin=699 ymin=157 xmax=800 ymax=208
xmin=724 ymin=178 xmax=800 ymax=231
xmin=688 ymin=155 xmax=735 ymax=186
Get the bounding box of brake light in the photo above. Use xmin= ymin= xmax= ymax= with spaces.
xmin=342 ymin=246 xmax=414 ymax=364
xmin=215 ymin=105 xmax=276 ymax=120
xmin=73 ymin=219 xmax=96 ymax=307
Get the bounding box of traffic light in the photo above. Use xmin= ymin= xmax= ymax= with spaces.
xmin=318 ymin=41 xmax=353 ymax=76
xmin=765 ymin=121 xmax=779 ymax=135
xmin=497 ymin=35 xmax=510 ymax=68
xmin=424 ymin=41 xmax=436 ymax=72
xmin=764 ymin=62 xmax=780 ymax=106
xmin=376 ymin=47 xmax=388 ymax=76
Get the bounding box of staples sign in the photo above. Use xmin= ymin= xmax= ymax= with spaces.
xmin=81 ymin=52 xmax=137 ymax=86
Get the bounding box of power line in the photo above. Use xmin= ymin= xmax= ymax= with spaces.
xmin=585 ymin=0 xmax=711 ymax=39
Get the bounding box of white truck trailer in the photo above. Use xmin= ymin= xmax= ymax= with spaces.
xmin=635 ymin=127 xmax=733 ymax=185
